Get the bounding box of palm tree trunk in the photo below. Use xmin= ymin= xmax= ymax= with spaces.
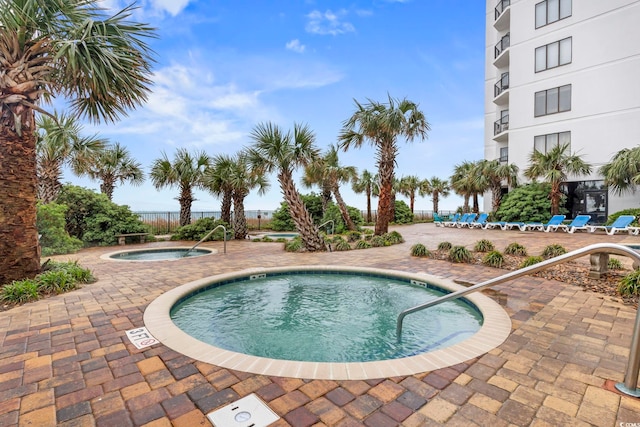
xmin=220 ymin=189 xmax=232 ymax=224
xmin=376 ymin=150 xmax=395 ymax=235
xmin=178 ymin=185 xmax=193 ymax=226
xmin=550 ymin=182 xmax=561 ymax=215
xmin=37 ymin=162 xmax=62 ymax=204
xmin=463 ymin=195 xmax=470 ymax=213
xmin=0 ymin=112 xmax=41 ymax=283
xmin=100 ymin=176 xmax=115 ymax=201
xmin=333 ymin=186 xmax=355 ymax=231
xmin=491 ymin=184 xmax=503 ymax=212
xmin=473 ymin=193 xmax=479 ymax=213
xmin=321 ymin=184 xmax=332 ymax=214
xmin=366 ymin=188 xmax=372 ymax=223
xmin=232 ymin=191 xmax=248 ymax=239
xmin=278 ymin=171 xmax=325 ymax=251
xmin=432 ymin=192 xmax=439 ymax=214
xmin=409 ymin=195 xmax=415 ymax=213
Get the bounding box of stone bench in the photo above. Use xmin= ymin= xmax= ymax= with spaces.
xmin=116 ymin=233 xmax=149 ymax=245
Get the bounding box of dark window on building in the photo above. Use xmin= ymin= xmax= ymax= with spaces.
xmin=535 ymin=0 xmax=571 ymax=28
xmin=534 ymin=85 xmax=571 ymax=117
xmin=535 ymin=37 xmax=571 ymax=72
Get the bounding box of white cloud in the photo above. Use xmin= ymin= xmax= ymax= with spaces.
xmin=286 ymin=39 xmax=306 ymax=53
xmin=149 ymin=0 xmax=191 ymax=16
xmin=306 ymin=9 xmax=355 ymax=35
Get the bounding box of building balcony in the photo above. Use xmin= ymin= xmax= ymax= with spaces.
xmin=493 ymin=33 xmax=510 ymax=68
xmin=493 ymin=72 xmax=509 ymax=105
xmin=493 ymin=113 xmax=509 ymax=142
xmin=494 ymin=0 xmax=510 ymax=31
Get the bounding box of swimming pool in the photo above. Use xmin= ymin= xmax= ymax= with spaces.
xmin=144 ymin=266 xmax=511 ymax=379
xmin=104 ymin=247 xmax=214 ymax=261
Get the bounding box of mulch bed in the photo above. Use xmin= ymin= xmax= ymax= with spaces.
xmin=431 ymin=250 xmax=639 ymax=307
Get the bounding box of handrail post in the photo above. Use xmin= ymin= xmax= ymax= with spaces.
xmin=185 ymin=225 xmax=227 ymax=255
xmin=319 ymin=220 xmax=334 ymax=235
xmin=395 ymin=243 xmax=640 ymax=397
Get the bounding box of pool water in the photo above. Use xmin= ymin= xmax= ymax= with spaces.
xmin=170 ymin=273 xmax=483 ymax=363
xmin=110 ymin=248 xmax=211 ymax=261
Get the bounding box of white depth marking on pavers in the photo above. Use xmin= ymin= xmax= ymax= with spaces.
xmin=207 ymin=393 xmax=280 ymax=427
xmin=125 ymin=327 xmax=159 ymax=349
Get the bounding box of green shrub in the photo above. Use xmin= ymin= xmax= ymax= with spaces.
xmin=495 ymin=183 xmax=566 ymax=223
xmin=37 ymin=202 xmax=83 ymax=256
xmin=345 ymin=231 xmax=362 ymax=242
xmin=410 ymin=244 xmax=431 ymax=257
xmin=362 ymin=228 xmax=374 ymax=235
xmin=37 ymin=270 xmax=76 ymax=294
xmin=271 ymin=193 xmax=325 ymax=231
xmin=45 ymin=261 xmax=94 ymax=283
xmin=335 ymin=240 xmax=352 ymax=251
xmin=284 ymin=238 xmax=303 ymax=252
xmin=448 ymin=246 xmax=472 ymax=263
xmin=252 ymin=237 xmax=262 ymax=242
xmin=606 ymin=208 xmax=640 ymax=226
xmin=520 ymin=256 xmax=544 ymax=268
xmin=608 ymin=257 xmax=624 ymax=270
xmin=370 ymin=236 xmax=387 ymax=247
xmin=504 ymin=242 xmax=528 ymax=256
xmin=320 ymin=203 xmax=364 ymax=234
xmin=437 ymin=241 xmax=452 ymax=251
xmin=541 ymin=244 xmax=567 ymax=259
xmin=618 ymin=270 xmax=640 ymax=296
xmin=483 ymin=251 xmax=504 ymax=268
xmin=474 ymin=239 xmax=494 ymax=252
xmin=261 ymin=236 xmax=274 ymax=242
xmin=393 ymin=200 xmax=414 ymax=224
xmin=383 ymin=231 xmax=404 ymax=245
xmin=355 ymin=240 xmax=372 ymax=249
xmin=57 ymin=185 xmax=151 ymax=246
xmin=275 ymin=238 xmax=287 ymax=243
xmin=171 ymin=217 xmax=230 ymax=241
xmin=1 ymin=279 xmax=39 ymax=303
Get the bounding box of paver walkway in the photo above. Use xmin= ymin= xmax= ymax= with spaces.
xmin=1 ymin=223 xmax=639 ymax=426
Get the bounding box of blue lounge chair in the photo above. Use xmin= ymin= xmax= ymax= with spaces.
xmin=555 ymin=215 xmax=591 ymax=233
xmin=521 ymin=215 xmax=566 ymax=232
xmin=587 ymin=215 xmax=636 ymax=235
xmin=501 ymin=221 xmax=526 ymax=231
xmin=433 ymin=213 xmax=447 ymax=227
xmin=456 ymin=213 xmax=478 ymax=228
xmin=468 ymin=213 xmax=489 ymax=229
xmin=443 ymin=213 xmax=463 ymax=227
xmin=483 ymin=220 xmax=506 ymax=230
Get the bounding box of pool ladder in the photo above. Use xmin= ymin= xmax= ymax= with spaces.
xmin=396 ymin=243 xmax=640 ymax=398
xmin=184 ymin=225 xmax=227 ymax=256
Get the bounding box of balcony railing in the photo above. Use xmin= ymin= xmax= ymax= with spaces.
xmin=494 ymin=113 xmax=509 ymax=136
xmin=494 ymin=72 xmax=509 ymax=98
xmin=495 ymin=33 xmax=510 ymax=59
xmin=495 ymin=0 xmax=510 ymax=20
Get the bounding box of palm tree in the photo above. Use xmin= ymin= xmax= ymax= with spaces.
xmin=450 ymin=161 xmax=475 ymax=213
xmin=479 ymin=160 xmax=519 ymax=212
xmin=600 ymin=146 xmax=640 ymax=195
xmin=204 ymin=154 xmax=235 ymax=224
xmin=525 ymin=143 xmax=592 ymax=215
xmin=0 ymin=0 xmax=155 ymax=282
xmin=303 ymin=145 xmax=358 ymax=230
xmin=351 ymin=169 xmax=376 ymax=223
xmin=150 ymin=149 xmax=211 ymax=227
xmin=227 ymin=153 xmax=269 ymax=240
xmin=420 ymin=177 xmax=450 ymax=214
xmin=79 ymin=142 xmax=144 ymax=201
xmin=398 ymin=175 xmax=422 ymax=213
xmin=246 ymin=122 xmax=326 ymax=251
xmin=36 ymin=113 xmax=107 ymax=203
xmin=339 ymin=96 xmax=430 ymax=235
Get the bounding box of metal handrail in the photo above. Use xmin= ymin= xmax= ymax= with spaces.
xmin=494 ymin=32 xmax=510 ymax=59
xmin=319 ymin=220 xmax=334 ymax=236
xmin=184 ymin=225 xmax=227 ymax=255
xmin=396 ymin=243 xmax=640 ymax=397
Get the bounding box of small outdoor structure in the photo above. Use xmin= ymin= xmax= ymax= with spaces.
xmin=115 ymin=233 xmax=149 ymax=245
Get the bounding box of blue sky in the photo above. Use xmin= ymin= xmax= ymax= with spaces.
xmin=65 ymin=0 xmax=486 ymax=213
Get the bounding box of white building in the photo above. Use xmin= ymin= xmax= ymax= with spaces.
xmin=484 ymin=0 xmax=640 ymax=222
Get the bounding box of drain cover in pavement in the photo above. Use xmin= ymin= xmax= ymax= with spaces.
xmin=206 ymin=393 xmax=279 ymax=427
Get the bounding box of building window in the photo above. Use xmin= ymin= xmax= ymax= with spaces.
xmin=499 ymin=147 xmax=508 ymax=162
xmin=534 ymin=84 xmax=571 ymax=117
xmin=535 ymin=0 xmax=571 ymax=28
xmin=535 ymin=37 xmax=571 ymax=72
xmin=534 ymin=131 xmax=571 ymax=153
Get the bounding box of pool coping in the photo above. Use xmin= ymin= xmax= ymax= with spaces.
xmin=143 ymin=265 xmax=512 ymax=380
xmin=100 ymin=246 xmax=218 ymax=262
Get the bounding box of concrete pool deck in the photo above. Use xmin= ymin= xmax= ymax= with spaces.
xmin=1 ymin=223 xmax=639 ymax=426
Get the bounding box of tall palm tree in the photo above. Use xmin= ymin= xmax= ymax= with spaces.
xmin=204 ymin=154 xmax=235 ymax=224
xmin=246 ymin=122 xmax=326 ymax=251
xmin=227 ymin=153 xmax=269 ymax=240
xmin=450 ymin=161 xmax=475 ymax=213
xmin=525 ymin=143 xmax=592 ymax=215
xmin=0 ymin=0 xmax=155 ymax=282
xmin=600 ymin=146 xmax=640 ymax=195
xmin=36 ymin=113 xmax=107 ymax=203
xmin=303 ymin=145 xmax=358 ymax=231
xmin=339 ymin=96 xmax=430 ymax=235
xmin=79 ymin=142 xmax=144 ymax=201
xmin=478 ymin=159 xmax=519 ymax=212
xmin=351 ymin=169 xmax=376 ymax=223
xmin=420 ymin=177 xmax=450 ymax=214
xmin=150 ymin=149 xmax=211 ymax=227
xmin=398 ymin=175 xmax=422 ymax=213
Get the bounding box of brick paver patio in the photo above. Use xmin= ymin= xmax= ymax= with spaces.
xmin=1 ymin=223 xmax=639 ymax=426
